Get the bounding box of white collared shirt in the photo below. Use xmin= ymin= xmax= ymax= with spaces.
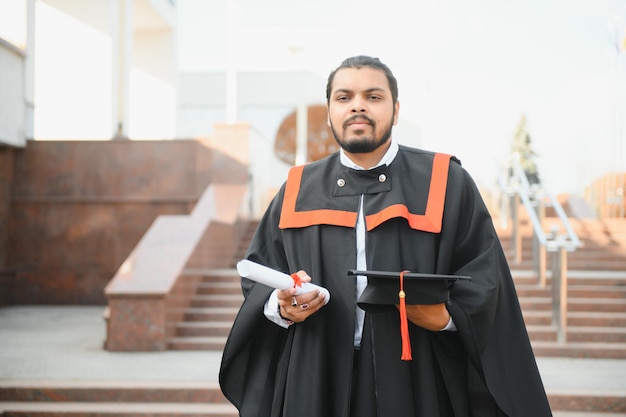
xmin=339 ymin=141 xmax=399 ymax=347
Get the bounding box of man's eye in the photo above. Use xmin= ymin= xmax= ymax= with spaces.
xmin=368 ymin=95 xmax=381 ymax=100
xmin=337 ymin=96 xmax=350 ymax=101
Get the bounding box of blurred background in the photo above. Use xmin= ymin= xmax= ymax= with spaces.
xmin=1 ymin=3 xmax=626 ymax=415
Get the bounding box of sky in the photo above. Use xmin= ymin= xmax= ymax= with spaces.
xmin=176 ymin=0 xmax=626 ymax=194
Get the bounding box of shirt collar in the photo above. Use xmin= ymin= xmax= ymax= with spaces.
xmin=339 ymin=140 xmax=399 ymax=171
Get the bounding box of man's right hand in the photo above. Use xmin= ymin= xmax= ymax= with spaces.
xmin=277 ymin=270 xmax=327 ymax=323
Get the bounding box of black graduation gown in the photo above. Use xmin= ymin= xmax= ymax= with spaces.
xmin=219 ymin=146 xmax=553 ymax=417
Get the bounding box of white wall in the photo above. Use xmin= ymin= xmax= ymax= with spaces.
xmin=34 ymin=0 xmax=113 ymax=139
xmin=0 ymin=0 xmax=30 ymax=148
xmin=33 ymin=0 xmax=177 ymax=140
xmin=0 ymin=41 xmax=26 ymax=147
xmin=130 ymin=29 xmax=177 ymax=139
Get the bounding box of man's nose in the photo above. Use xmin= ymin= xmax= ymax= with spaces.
xmin=351 ymin=97 xmax=367 ymax=112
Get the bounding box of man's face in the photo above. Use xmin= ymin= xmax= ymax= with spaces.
xmin=327 ymin=67 xmax=399 ymax=154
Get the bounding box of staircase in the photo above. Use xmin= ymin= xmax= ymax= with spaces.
xmin=2 ymin=217 xmax=625 ymax=416
xmin=163 ymin=220 xmax=258 ymax=351
xmin=498 ymin=217 xmax=626 ymax=359
xmin=167 ymin=268 xmax=243 ymax=351
xmin=166 ymin=217 xmax=626 ymax=360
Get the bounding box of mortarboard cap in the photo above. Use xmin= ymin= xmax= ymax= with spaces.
xmin=350 ymin=270 xmax=471 ymax=313
xmin=348 ymin=269 xmax=471 ymax=360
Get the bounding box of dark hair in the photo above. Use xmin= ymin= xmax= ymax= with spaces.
xmin=325 ymin=56 xmax=399 ymax=104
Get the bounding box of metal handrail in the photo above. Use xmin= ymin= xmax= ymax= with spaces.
xmin=499 ymin=153 xmax=582 ymax=343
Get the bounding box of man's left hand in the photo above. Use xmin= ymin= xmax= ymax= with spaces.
xmin=401 ymin=303 xmax=450 ymax=331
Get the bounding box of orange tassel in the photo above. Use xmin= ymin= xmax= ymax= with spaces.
xmin=399 ymin=270 xmax=412 ymax=361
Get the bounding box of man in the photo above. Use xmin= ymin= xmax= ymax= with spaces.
xmin=219 ymin=55 xmax=552 ymax=417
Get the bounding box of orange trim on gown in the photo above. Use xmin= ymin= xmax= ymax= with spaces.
xmin=279 ymin=153 xmax=452 ymax=233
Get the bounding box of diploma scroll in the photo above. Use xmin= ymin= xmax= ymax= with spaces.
xmin=237 ymin=260 xmax=330 ymax=303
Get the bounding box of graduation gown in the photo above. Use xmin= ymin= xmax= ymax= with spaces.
xmin=219 ymin=146 xmax=553 ymax=417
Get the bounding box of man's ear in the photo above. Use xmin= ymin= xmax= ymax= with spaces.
xmin=393 ymin=101 xmax=400 ymax=125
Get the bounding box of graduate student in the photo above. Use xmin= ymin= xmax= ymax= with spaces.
xmin=219 ymin=55 xmax=552 ymax=417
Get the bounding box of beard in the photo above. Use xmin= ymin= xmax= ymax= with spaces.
xmin=330 ymin=113 xmax=394 ymax=154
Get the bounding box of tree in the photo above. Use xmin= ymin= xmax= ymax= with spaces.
xmin=511 ymin=114 xmax=540 ymax=185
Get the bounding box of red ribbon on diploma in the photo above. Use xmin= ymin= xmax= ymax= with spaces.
xmin=291 ymin=273 xmax=302 ymax=289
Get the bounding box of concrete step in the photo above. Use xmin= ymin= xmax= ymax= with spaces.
xmin=1 ymin=380 xmax=623 ymax=415
xmin=195 ymin=282 xmax=241 ymax=296
xmin=183 ymin=269 xmax=240 ymax=281
xmin=523 ymin=310 xmax=555 ymax=325
xmin=499 ymin=237 xmax=626 ymax=250
xmin=523 ymin=311 xmax=626 ymax=327
xmin=562 ymin=298 xmax=626 ymax=313
xmin=567 ymin=312 xmax=626 ymax=327
xmin=0 ymin=381 xmax=228 ymax=403
xmin=174 ymin=321 xmax=233 ymax=337
xmin=566 ymin=261 xmax=626 ymax=271
xmin=506 ymin=260 xmax=626 ymax=272
xmin=0 ymin=381 xmax=238 ymax=416
xmin=512 ymin=271 xmax=626 ymax=286
xmin=531 ymin=341 xmax=626 ymax=358
xmin=519 ymin=297 xmax=626 ymax=313
xmin=183 ymin=307 xmax=239 ymax=322
xmin=168 ymin=336 xmax=227 ymax=351
xmin=552 ymin=413 xmax=626 ymax=417
xmin=516 ymin=285 xmax=626 ymax=299
xmin=527 ymin=325 xmax=626 ymax=343
xmin=0 ymin=401 xmax=237 ymax=416
xmin=548 ymin=390 xmax=626 ymax=415
xmin=565 ymin=327 xmax=626 ymax=343
xmin=499 ymin=235 xmax=626 ymax=246
xmin=190 ymin=294 xmax=243 ymax=308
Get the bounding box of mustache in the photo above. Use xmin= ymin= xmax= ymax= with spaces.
xmin=343 ymin=114 xmax=375 ymax=129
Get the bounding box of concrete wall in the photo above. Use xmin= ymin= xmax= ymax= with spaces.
xmin=3 ymin=137 xmax=248 ymax=305
xmin=0 ymin=149 xmax=16 ymax=305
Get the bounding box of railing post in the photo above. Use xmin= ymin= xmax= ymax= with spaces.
xmin=533 ymin=197 xmax=547 ymax=287
xmin=511 ymin=193 xmax=522 ymax=264
xmin=500 ymin=188 xmax=510 ymax=230
xmin=551 ymin=246 xmax=568 ymax=344
xmin=537 ymin=245 xmax=547 ymax=287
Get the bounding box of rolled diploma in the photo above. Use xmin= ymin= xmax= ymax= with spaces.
xmin=237 ymin=259 xmax=330 ymax=303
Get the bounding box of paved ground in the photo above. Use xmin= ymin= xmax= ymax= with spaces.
xmin=1 ymin=305 xmax=625 ymax=407
xmin=0 ymin=306 xmax=221 ymax=382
